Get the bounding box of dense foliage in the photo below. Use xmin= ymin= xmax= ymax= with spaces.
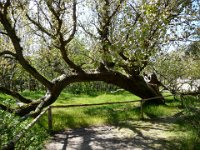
xmin=0 ymin=110 xmax=48 ymax=150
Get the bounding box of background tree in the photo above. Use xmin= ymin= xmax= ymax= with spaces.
xmin=145 ymin=41 xmax=200 ymax=94
xmin=0 ymin=0 xmax=198 ymax=117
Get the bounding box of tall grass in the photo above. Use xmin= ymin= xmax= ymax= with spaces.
xmin=21 ymin=90 xmax=45 ymax=99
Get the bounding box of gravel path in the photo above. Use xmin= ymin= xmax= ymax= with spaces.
xmin=45 ymin=118 xmax=185 ymax=150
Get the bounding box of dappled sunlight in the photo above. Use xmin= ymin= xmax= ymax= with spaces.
xmin=45 ymin=120 xmax=189 ymax=150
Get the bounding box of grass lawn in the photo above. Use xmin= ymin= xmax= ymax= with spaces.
xmin=55 ymin=91 xmax=140 ymax=104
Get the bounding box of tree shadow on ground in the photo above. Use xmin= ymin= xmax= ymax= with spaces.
xmin=46 ymin=118 xmax=183 ymax=150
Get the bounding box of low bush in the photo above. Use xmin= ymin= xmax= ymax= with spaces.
xmin=0 ymin=110 xmax=48 ymax=150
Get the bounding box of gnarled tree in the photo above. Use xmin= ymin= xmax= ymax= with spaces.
xmin=0 ymin=0 xmax=196 ymax=117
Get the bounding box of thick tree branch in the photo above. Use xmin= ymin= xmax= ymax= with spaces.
xmin=0 ymin=50 xmax=16 ymax=58
xmin=59 ymin=72 xmax=147 ymax=97
xmin=0 ymin=87 xmax=32 ymax=103
xmin=0 ymin=8 xmax=53 ymax=89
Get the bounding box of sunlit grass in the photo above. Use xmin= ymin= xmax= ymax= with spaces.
xmin=55 ymin=91 xmax=140 ymax=105
xmin=21 ymin=90 xmax=45 ymax=99
xmin=144 ymin=105 xmax=179 ymax=118
xmin=0 ymin=93 xmax=16 ymax=106
xmin=50 ymin=106 xmax=141 ymax=131
xmin=51 ymin=94 xmax=142 ymax=131
xmin=0 ymin=94 xmax=12 ymax=100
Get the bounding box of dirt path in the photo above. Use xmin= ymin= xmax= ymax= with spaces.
xmin=45 ymin=118 xmax=186 ymax=150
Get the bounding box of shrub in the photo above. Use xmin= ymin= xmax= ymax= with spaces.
xmin=0 ymin=110 xmax=48 ymax=150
